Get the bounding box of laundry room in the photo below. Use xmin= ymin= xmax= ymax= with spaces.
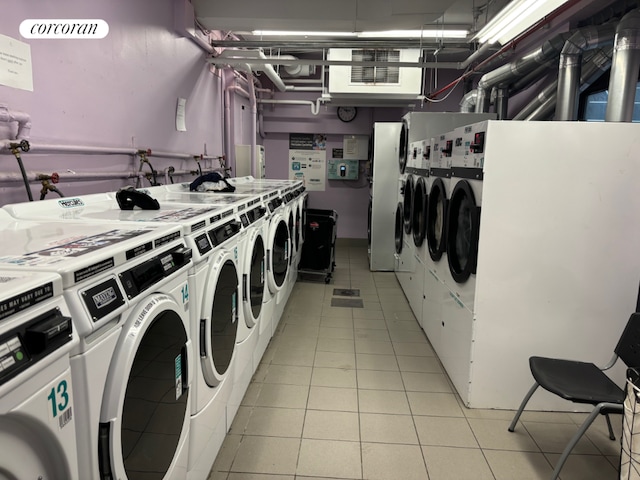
xmin=1 ymin=0 xmax=640 ymax=479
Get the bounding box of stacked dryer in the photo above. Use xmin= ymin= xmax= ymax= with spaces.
xmin=422 ymin=120 xmax=640 ymax=411
xmin=396 ymin=112 xmax=495 ymax=325
xmin=0 ymin=209 xmax=193 ymax=479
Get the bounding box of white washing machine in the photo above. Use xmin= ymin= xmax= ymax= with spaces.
xmin=368 ymin=123 xmax=403 ymax=271
xmin=266 ymin=192 xmax=291 ymax=335
xmin=0 ymin=210 xmax=193 ymax=479
xmin=3 ymin=192 xmax=247 ymax=479
xmin=0 ymin=270 xmax=80 ymax=480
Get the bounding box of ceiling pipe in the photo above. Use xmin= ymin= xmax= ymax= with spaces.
xmin=606 ymin=9 xmax=640 ymax=122
xmin=257 ymin=98 xmax=325 ymax=116
xmin=556 ymin=24 xmax=616 ymax=121
xmin=209 ymin=56 xmax=460 ymax=69
xmin=495 ymin=87 xmax=509 ymax=119
xmin=474 ymin=31 xmax=572 ymax=113
xmin=510 ymin=60 xmax=556 ymax=93
xmin=216 ymin=49 xmax=287 ymax=91
xmin=459 ymin=90 xmax=478 ymax=112
xmin=429 ymin=0 xmax=584 ymax=100
xmin=516 ymin=47 xmax=612 ymax=120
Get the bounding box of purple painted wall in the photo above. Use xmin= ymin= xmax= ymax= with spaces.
xmin=0 ymin=0 xmax=228 ymax=204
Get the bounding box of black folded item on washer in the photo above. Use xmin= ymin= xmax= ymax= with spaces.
xmin=116 ymin=186 xmax=160 ymax=210
xmin=189 ymin=172 xmax=236 ymax=192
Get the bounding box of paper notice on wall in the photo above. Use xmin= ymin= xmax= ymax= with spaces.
xmin=0 ymin=34 xmax=33 ymax=91
xmin=289 ymin=133 xmax=326 ymax=191
xmin=176 ymin=97 xmax=187 ymax=132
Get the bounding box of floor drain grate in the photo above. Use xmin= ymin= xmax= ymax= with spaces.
xmin=331 ymin=298 xmax=364 ymax=308
xmin=333 ymin=288 xmax=360 ymax=297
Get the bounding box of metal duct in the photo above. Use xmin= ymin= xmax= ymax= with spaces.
xmin=459 ymin=90 xmax=478 ymax=113
xmin=474 ymin=32 xmax=572 ymax=113
xmin=516 ymin=48 xmax=612 ymax=120
xmin=606 ymin=9 xmax=640 ymax=122
xmin=496 ymin=87 xmax=509 ymax=119
xmin=556 ymin=24 xmax=616 ymax=121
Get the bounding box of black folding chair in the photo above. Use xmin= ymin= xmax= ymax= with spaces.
xmin=508 ymin=312 xmax=640 ymax=480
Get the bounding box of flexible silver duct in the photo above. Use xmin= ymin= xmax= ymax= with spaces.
xmin=606 ymin=9 xmax=640 ymax=122
xmin=555 ymin=24 xmax=616 ymax=121
xmin=474 ymin=32 xmax=572 ymax=113
xmin=518 ymin=48 xmax=612 ymax=120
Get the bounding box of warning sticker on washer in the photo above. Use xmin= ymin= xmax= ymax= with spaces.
xmin=174 ymin=354 xmax=183 ymax=400
xmin=0 ymin=229 xmax=152 ymax=267
xmin=143 ymin=208 xmax=212 ymax=222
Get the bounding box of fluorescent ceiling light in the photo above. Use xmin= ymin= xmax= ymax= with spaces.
xmin=251 ymin=29 xmax=468 ymax=39
xmin=474 ymin=0 xmax=568 ymax=44
xmin=357 ymin=30 xmax=469 ymax=39
xmin=251 ymin=30 xmax=357 ymax=37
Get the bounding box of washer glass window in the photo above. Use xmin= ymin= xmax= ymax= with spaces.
xmin=412 ymin=177 xmax=426 ymax=247
xmin=403 ymin=175 xmax=414 ymax=234
xmin=211 ymin=260 xmax=239 ymax=374
xmin=427 ymin=178 xmax=447 ymax=261
xmin=273 ymin=220 xmax=289 ymax=287
xmin=394 ymin=203 xmax=403 ymax=254
xmin=399 ymin=122 xmax=408 ymax=174
xmin=249 ymin=236 xmax=265 ymax=319
xmin=447 ymin=180 xmax=479 ymax=283
xmin=121 ymin=310 xmax=188 ymax=478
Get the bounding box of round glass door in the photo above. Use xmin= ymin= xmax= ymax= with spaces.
xmin=403 ymin=175 xmax=414 ymax=234
xmin=288 ymin=210 xmax=294 ymax=264
xmin=272 ymin=219 xmax=289 ymax=288
xmin=427 ymin=178 xmax=448 ymax=262
xmin=246 ymin=233 xmax=265 ymax=324
xmin=120 ymin=309 xmax=189 ymax=478
xmin=210 ymin=259 xmax=239 ymax=377
xmin=395 ymin=203 xmax=403 ymax=254
xmin=447 ymin=180 xmax=480 ymax=283
xmin=412 ymin=177 xmax=427 ymax=247
xmin=399 ymin=121 xmax=408 ymax=174
xmin=295 ymin=205 xmax=301 ymax=252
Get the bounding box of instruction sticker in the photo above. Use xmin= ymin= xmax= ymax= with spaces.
xmin=174 ymin=355 xmax=183 ymax=400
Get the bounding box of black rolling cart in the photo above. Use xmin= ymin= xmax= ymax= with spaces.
xmin=299 ymin=208 xmax=338 ymax=283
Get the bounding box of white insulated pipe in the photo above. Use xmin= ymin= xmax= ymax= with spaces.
xmin=257 ymin=98 xmax=325 ymax=116
xmin=0 ymin=104 xmax=32 ymax=140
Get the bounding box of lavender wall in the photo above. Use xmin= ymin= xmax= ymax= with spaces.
xmin=0 ymin=0 xmax=226 ymax=204
xmin=260 ymin=86 xmax=466 ymax=238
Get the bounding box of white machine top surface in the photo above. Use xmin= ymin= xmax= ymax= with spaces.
xmin=0 ymin=210 xmax=181 ymax=287
xmin=3 ymin=192 xmax=232 ymax=234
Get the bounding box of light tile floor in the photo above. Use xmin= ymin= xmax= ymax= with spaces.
xmin=209 ymin=244 xmax=622 ymax=480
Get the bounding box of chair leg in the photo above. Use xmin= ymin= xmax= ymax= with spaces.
xmin=550 ymin=404 xmax=620 ymax=480
xmin=604 ymin=414 xmax=615 ymax=441
xmin=508 ymin=382 xmax=539 ymax=432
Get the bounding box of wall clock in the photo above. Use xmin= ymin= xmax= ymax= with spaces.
xmin=337 ymin=106 xmax=357 ymax=122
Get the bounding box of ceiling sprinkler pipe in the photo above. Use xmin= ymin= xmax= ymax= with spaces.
xmin=606 ymin=9 xmax=640 ymax=122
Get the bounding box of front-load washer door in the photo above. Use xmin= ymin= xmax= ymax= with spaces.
xmin=201 ymin=249 xmax=239 ymax=386
xmin=99 ymin=295 xmax=190 ymax=480
xmin=446 ymin=180 xmax=480 ymax=283
xmin=403 ymin=175 xmax=414 ymax=234
xmin=399 ymin=121 xmax=408 ymax=174
xmin=295 ymin=204 xmax=301 ymax=253
xmin=288 ymin=210 xmax=295 ymax=265
xmin=412 ymin=177 xmax=427 ymax=247
xmin=267 ymin=216 xmax=289 ymax=293
xmin=394 ymin=203 xmax=404 ymax=255
xmin=427 ymin=178 xmax=448 ymax=262
xmin=243 ymin=230 xmax=265 ymax=327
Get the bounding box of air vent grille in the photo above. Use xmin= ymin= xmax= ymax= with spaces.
xmin=351 ymin=49 xmax=400 ymax=84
